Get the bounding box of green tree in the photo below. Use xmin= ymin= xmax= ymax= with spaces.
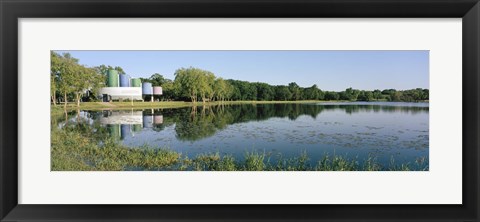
xmin=113 ymin=66 xmax=126 ymax=75
xmin=55 ymin=53 xmax=79 ymax=109
xmin=199 ymin=71 xmax=215 ymax=102
xmin=324 ymin=91 xmax=340 ymax=100
xmin=373 ymin=89 xmax=382 ymax=101
xmin=161 ymin=79 xmax=176 ymax=101
xmin=53 ymin=53 xmax=104 ymax=108
xmin=255 ymin=82 xmax=274 ymax=101
xmin=72 ymin=66 xmax=103 ymax=106
xmin=174 ymin=67 xmax=199 ymax=102
xmin=173 ymin=67 xmax=216 ymax=103
xmin=213 ymin=78 xmax=228 ymax=102
xmin=303 ymin=84 xmax=323 ymax=100
xmin=50 ymin=52 xmax=62 ymax=106
xmin=288 ymin=82 xmax=302 ymax=100
xmin=275 ymin=86 xmax=292 ymax=101
xmin=341 ymin=87 xmax=360 ymax=101
xmin=148 ymin=73 xmax=170 ymax=86
xmin=422 ymin=89 xmax=429 ymax=100
xmin=357 ymin=90 xmax=374 ymax=101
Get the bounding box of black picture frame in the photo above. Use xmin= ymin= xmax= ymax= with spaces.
xmin=1 ymin=0 xmax=479 ymax=221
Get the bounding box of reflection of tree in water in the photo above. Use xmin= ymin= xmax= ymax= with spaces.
xmin=174 ymin=107 xmax=219 ymax=141
xmin=55 ymin=103 xmax=429 ymax=143
xmin=321 ymin=104 xmax=428 ymax=115
xmin=167 ymin=104 xmax=427 ymax=141
xmin=54 ymin=110 xmax=111 ymax=143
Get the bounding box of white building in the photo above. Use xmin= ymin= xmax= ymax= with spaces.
xmin=98 ymin=87 xmax=143 ymax=101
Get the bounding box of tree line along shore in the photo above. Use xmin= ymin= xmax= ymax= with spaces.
xmin=51 ymin=52 xmax=429 ymax=108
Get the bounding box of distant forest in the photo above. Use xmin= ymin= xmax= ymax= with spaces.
xmin=140 ymin=69 xmax=428 ymax=102
xmin=51 ymin=52 xmax=429 ymax=106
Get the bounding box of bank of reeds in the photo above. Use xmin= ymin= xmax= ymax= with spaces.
xmin=51 ymin=127 xmax=429 ymax=171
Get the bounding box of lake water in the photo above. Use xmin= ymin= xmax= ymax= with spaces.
xmin=64 ymin=102 xmax=429 ymax=168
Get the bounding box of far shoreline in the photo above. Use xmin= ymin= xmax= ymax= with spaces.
xmin=51 ymin=100 xmax=429 ymax=112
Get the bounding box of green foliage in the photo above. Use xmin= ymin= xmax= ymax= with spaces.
xmin=174 ymin=67 xmax=201 ymax=102
xmin=243 ymin=151 xmax=267 ymax=171
xmin=303 ymin=84 xmax=324 ymax=100
xmin=51 ymin=126 xmax=181 ymax=171
xmin=274 ymin=85 xmax=292 ymax=101
xmin=254 ymin=82 xmax=275 ymax=101
xmin=340 ymin=87 xmax=360 ymax=101
xmin=324 ymin=91 xmax=340 ymax=100
xmin=288 ymin=82 xmax=302 ymax=100
xmin=51 ymin=52 xmax=105 ymax=107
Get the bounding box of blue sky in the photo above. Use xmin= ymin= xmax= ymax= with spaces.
xmin=54 ymin=50 xmax=429 ymax=91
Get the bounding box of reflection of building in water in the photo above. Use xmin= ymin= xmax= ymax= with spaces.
xmin=132 ymin=124 xmax=142 ymax=132
xmin=154 ymin=115 xmax=163 ymax=124
xmin=142 ymin=109 xmax=164 ymax=128
xmin=107 ymin=124 xmax=121 ymax=141
xmin=100 ymin=110 xmax=143 ymax=125
xmin=143 ymin=115 xmax=153 ymax=128
xmin=120 ymin=125 xmax=130 ymax=140
xmin=101 ymin=109 xmax=163 ymax=140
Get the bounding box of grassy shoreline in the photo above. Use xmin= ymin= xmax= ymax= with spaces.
xmin=51 ymin=126 xmax=428 ymax=171
xmin=54 ymin=100 xmax=341 ymax=111
xmin=50 ymin=99 xmax=427 ymax=111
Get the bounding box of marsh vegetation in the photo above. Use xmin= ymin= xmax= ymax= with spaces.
xmin=51 ymin=102 xmax=429 ymax=171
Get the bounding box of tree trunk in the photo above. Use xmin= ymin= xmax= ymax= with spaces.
xmin=64 ymin=109 xmax=68 ymax=126
xmin=64 ymin=92 xmax=68 ymax=110
xmin=52 ymin=93 xmax=57 ymax=106
xmin=76 ymin=93 xmax=81 ymax=107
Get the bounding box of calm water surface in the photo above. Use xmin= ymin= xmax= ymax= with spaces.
xmin=64 ymin=102 xmax=429 ymax=166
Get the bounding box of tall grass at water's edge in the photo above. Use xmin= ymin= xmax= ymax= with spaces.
xmin=51 ymin=127 xmax=429 ymax=171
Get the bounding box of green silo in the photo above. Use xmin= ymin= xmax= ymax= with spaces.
xmin=107 ymin=70 xmax=119 ymax=87
xmin=131 ymin=78 xmax=141 ymax=87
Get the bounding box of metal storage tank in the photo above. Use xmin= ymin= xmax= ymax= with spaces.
xmin=107 ymin=70 xmax=119 ymax=87
xmin=142 ymin=82 xmax=153 ymax=95
xmin=153 ymin=87 xmax=163 ymax=95
xmin=119 ymin=74 xmax=129 ymax=87
xmin=131 ymin=78 xmax=141 ymax=87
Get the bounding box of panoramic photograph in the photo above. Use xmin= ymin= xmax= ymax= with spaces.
xmin=50 ymin=50 xmax=429 ymax=171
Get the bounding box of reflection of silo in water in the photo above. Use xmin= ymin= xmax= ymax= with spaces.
xmin=107 ymin=124 xmax=121 ymax=141
xmin=143 ymin=115 xmax=153 ymax=128
xmin=102 ymin=110 xmax=110 ymax=117
xmin=154 ymin=115 xmax=163 ymax=125
xmin=132 ymin=124 xmax=142 ymax=132
xmin=120 ymin=124 xmax=130 ymax=140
